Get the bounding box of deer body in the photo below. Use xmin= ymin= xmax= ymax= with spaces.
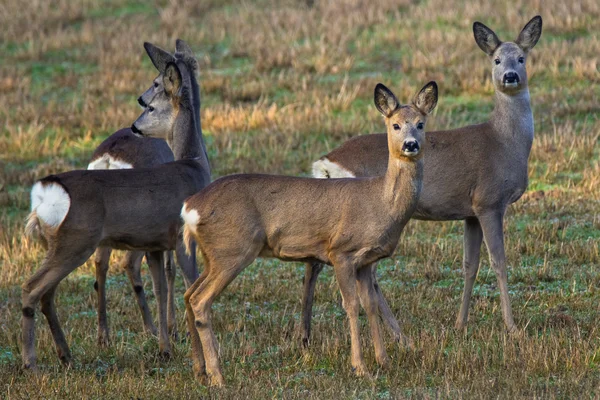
xmin=307 ymin=17 xmax=542 ymax=337
xmin=181 ymin=82 xmax=438 ymax=386
xmin=22 ymin=49 xmax=209 ymax=369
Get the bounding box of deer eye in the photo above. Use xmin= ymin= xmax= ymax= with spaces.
xmin=417 ymin=122 xmax=424 ymax=130
xmin=518 ymin=57 xmax=524 ymax=64
xmin=393 ymin=124 xmax=400 ymax=130
xmin=154 ymin=81 xmax=159 ymax=88
xmin=494 ymin=58 xmax=501 ymax=65
xmin=148 ymin=106 xmax=155 ymax=112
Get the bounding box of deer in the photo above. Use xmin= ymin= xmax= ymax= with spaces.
xmin=22 ymin=48 xmax=210 ymax=370
xmin=304 ymin=16 xmax=543 ymax=341
xmin=180 ymin=81 xmax=438 ymax=386
xmin=87 ymin=40 xmax=206 ymax=345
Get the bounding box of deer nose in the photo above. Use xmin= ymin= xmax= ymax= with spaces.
xmin=137 ymin=96 xmax=147 ymax=108
xmin=402 ymin=140 xmax=420 ymax=154
xmin=131 ymin=124 xmax=143 ymax=136
xmin=503 ymin=72 xmax=520 ymax=84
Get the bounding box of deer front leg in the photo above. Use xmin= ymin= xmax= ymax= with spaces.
xmin=478 ymin=212 xmax=517 ymax=332
xmin=146 ymin=251 xmax=171 ymax=358
xmin=370 ymin=264 xmax=410 ymax=346
xmin=455 ymin=217 xmax=483 ymax=330
xmin=94 ymin=247 xmax=112 ymax=346
xmin=123 ymin=251 xmax=157 ymax=335
xmin=184 ymin=270 xmax=208 ymax=383
xmin=301 ymin=261 xmax=324 ymax=347
xmin=333 ymin=259 xmax=368 ymax=377
xmin=165 ymin=251 xmax=178 ymax=340
xmin=357 ymin=265 xmax=389 ymax=368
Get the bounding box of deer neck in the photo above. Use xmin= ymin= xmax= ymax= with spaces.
xmin=490 ymin=88 xmax=534 ymax=148
xmin=189 ymin=75 xmax=211 ymax=174
xmin=382 ymin=153 xmax=423 ymax=220
xmin=169 ymin=103 xmax=203 ymax=162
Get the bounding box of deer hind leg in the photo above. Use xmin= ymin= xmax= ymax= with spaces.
xmin=478 ymin=212 xmax=517 ymax=332
xmin=93 ymin=247 xmax=112 ymax=346
xmin=455 ymin=217 xmax=483 ymax=330
xmin=333 ymin=258 xmax=368 ymax=377
xmin=357 ymin=265 xmax=388 ymax=368
xmin=145 ymin=251 xmax=171 ymax=358
xmin=188 ymin=250 xmax=259 ymax=387
xmin=301 ymin=261 xmax=324 ymax=347
xmin=165 ymin=251 xmax=178 ymax=340
xmin=123 ymin=251 xmax=157 ymax=335
xmin=22 ymin=243 xmax=96 ymax=369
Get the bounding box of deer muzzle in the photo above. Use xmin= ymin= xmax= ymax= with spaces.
xmin=401 ymin=140 xmax=420 ymax=156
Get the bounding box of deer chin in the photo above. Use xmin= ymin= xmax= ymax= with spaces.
xmin=402 ymin=150 xmax=420 ymax=157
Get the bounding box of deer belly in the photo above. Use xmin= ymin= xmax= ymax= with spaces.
xmin=100 ymin=221 xmax=180 ymax=251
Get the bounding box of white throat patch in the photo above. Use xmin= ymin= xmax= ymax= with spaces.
xmin=88 ymin=154 xmax=133 ymax=170
xmin=312 ymin=158 xmax=356 ymax=179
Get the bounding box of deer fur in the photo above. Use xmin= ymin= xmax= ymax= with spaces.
xmin=87 ymin=40 xmax=205 ymax=345
xmin=306 ymin=16 xmax=542 ymax=339
xmin=181 ymin=81 xmax=438 ymax=386
xmin=22 ymin=47 xmax=210 ymax=370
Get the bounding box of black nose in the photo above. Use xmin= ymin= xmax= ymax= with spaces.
xmin=503 ymin=72 xmax=520 ymax=84
xmin=402 ymin=140 xmax=419 ymax=153
xmin=131 ymin=124 xmax=142 ymax=135
xmin=137 ymin=97 xmax=146 ymax=108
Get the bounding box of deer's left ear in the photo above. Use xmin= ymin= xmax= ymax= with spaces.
xmin=163 ymin=62 xmax=182 ymax=97
xmin=413 ymin=81 xmax=438 ymax=115
xmin=144 ymin=42 xmax=175 ymax=73
xmin=515 ymin=15 xmax=543 ymax=52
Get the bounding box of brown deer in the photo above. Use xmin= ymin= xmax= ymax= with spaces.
xmin=87 ymin=40 xmax=205 ymax=345
xmin=306 ymin=16 xmax=543 ymax=340
xmin=22 ymin=52 xmax=209 ymax=369
xmin=180 ymin=81 xmax=438 ymax=386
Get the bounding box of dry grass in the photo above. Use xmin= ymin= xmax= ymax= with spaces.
xmin=0 ymin=0 xmax=599 ymax=398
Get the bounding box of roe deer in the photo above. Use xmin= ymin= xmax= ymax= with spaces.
xmin=307 ymin=16 xmax=542 ymax=337
xmin=87 ymin=40 xmax=206 ymax=345
xmin=180 ymin=81 xmax=438 ymax=386
xmin=22 ymin=51 xmax=209 ymax=369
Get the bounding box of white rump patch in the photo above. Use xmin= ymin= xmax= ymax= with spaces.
xmin=30 ymin=182 xmax=71 ymax=228
xmin=312 ymin=158 xmax=355 ymax=179
xmin=180 ymin=204 xmax=200 ymax=234
xmin=88 ymin=154 xmax=133 ymax=170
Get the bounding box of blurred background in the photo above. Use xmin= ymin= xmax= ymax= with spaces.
xmin=0 ymin=0 xmax=598 ymax=398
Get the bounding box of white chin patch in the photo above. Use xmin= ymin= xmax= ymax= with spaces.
xmin=88 ymin=154 xmax=134 ymax=170
xmin=312 ymin=158 xmax=355 ymax=179
xmin=30 ymin=182 xmax=71 ymax=228
xmin=180 ymin=204 xmax=200 ymax=234
xmin=402 ymin=150 xmax=419 ymax=157
xmin=504 ymin=82 xmax=519 ymax=88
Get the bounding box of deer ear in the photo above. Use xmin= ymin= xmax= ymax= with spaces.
xmin=413 ymin=81 xmax=438 ymax=115
xmin=515 ymin=15 xmax=542 ymax=52
xmin=175 ymin=39 xmax=194 ymax=57
xmin=163 ymin=62 xmax=182 ymax=96
xmin=374 ymin=83 xmax=399 ymax=118
xmin=144 ymin=42 xmax=175 ymax=73
xmin=473 ymin=21 xmax=502 ymax=56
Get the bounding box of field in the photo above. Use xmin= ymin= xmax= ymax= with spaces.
xmin=1 ymin=0 xmax=599 ymax=398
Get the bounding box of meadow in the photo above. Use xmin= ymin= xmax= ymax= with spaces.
xmin=0 ymin=0 xmax=599 ymax=398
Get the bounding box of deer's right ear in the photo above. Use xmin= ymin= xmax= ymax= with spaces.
xmin=413 ymin=81 xmax=438 ymax=115
xmin=163 ymin=62 xmax=182 ymax=96
xmin=374 ymin=83 xmax=399 ymax=118
xmin=144 ymin=42 xmax=175 ymax=73
xmin=473 ymin=21 xmax=502 ymax=56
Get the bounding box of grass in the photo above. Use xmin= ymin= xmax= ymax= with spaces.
xmin=1 ymin=0 xmax=599 ymax=398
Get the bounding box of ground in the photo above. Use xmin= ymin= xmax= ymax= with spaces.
xmin=0 ymin=0 xmax=599 ymax=398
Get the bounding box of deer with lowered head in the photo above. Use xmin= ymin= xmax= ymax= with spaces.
xmin=180 ymin=81 xmax=438 ymax=386
xmin=22 ymin=51 xmax=209 ymax=369
xmin=305 ymin=16 xmax=543 ymax=340
xmin=87 ymin=40 xmax=206 ymax=345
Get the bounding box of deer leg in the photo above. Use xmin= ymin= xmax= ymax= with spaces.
xmin=145 ymin=251 xmax=171 ymax=358
xmin=40 ymin=285 xmax=71 ymax=366
xmin=22 ymin=244 xmax=96 ymax=369
xmin=176 ymin=238 xmax=198 ymax=288
xmin=455 ymin=217 xmax=483 ymax=330
xmin=478 ymin=212 xmax=517 ymax=332
xmin=301 ymin=261 xmax=324 ymax=347
xmin=165 ymin=251 xmax=178 ymax=340
xmin=333 ymin=258 xmax=368 ymax=377
xmin=184 ymin=266 xmax=208 ymax=383
xmin=123 ymin=251 xmax=157 ymax=335
xmin=357 ymin=265 xmax=389 ymax=368
xmin=93 ymin=247 xmax=111 ymax=346
xmin=189 ymin=252 xmax=257 ymax=387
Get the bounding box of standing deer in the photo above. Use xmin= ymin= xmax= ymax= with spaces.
xmin=22 ymin=50 xmax=209 ymax=369
xmin=305 ymin=16 xmax=542 ymax=340
xmin=87 ymin=40 xmax=205 ymax=345
xmin=180 ymin=81 xmax=438 ymax=386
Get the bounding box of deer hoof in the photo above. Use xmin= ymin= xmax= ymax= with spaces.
xmin=376 ymin=355 xmax=390 ymax=369
xmin=97 ymin=333 xmax=110 ymax=347
xmin=159 ymin=349 xmax=172 ymax=360
xmin=208 ymin=373 xmax=225 ymax=387
xmin=351 ymin=363 xmax=370 ymax=377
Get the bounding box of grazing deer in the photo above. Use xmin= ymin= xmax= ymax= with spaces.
xmin=22 ymin=50 xmax=209 ymax=369
xmin=306 ymin=16 xmax=543 ymax=338
xmin=181 ymin=81 xmax=438 ymax=386
xmin=87 ymin=40 xmax=205 ymax=345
